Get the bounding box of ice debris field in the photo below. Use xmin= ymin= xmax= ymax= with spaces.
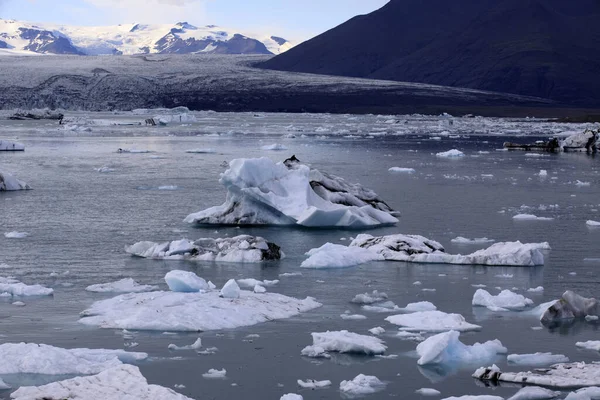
xmin=0 ymin=110 xmax=599 ymax=399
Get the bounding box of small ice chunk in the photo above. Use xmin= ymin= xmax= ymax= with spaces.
xmin=538 ymin=170 xmax=548 ymax=177
xmin=340 ymin=313 xmax=367 ymax=320
xmin=436 ymin=149 xmax=465 ymax=158
xmin=280 ymin=394 xmax=303 ymax=400
xmin=386 ymin=310 xmax=481 ymax=332
xmin=416 ymin=388 xmax=441 ymax=396
xmin=416 ymin=330 xmax=506 ymax=366
xmin=339 ymin=374 xmax=386 ymax=396
xmin=297 ymin=379 xmax=331 ymax=389
xmin=237 ymin=278 xmax=279 ymax=288
xmin=472 ymin=289 xmax=533 ymax=311
xmin=168 ymin=338 xmax=202 ymax=351
xmin=576 ymin=341 xmax=600 ymax=352
xmin=442 ymin=396 xmax=503 ymax=400
xmin=253 ymin=285 xmax=266 ymax=293
xmin=86 ymin=278 xmax=158 ymax=293
xmin=586 ymin=315 xmax=599 ymax=321
xmin=513 ymin=214 xmax=554 ymax=221
xmin=575 ymin=180 xmax=591 ymax=187
xmin=528 ymin=286 xmax=544 ymax=293
xmin=303 ymin=330 xmax=386 ymax=355
xmin=369 ymin=327 xmax=385 ymax=335
xmin=165 ymin=270 xmax=209 ymax=293
xmin=202 ymin=368 xmax=226 ymax=379
xmin=586 ymin=220 xmax=600 ymax=227
xmin=261 ymin=143 xmax=288 ymax=151
xmin=399 ymin=301 xmax=438 ymax=312
xmin=220 ymin=279 xmax=240 ymax=299
xmin=507 ymin=352 xmax=569 ymax=366
xmin=4 ymin=231 xmax=29 ymax=239
xmin=300 ymin=345 xmax=330 ymax=358
xmin=389 ymin=167 xmax=416 ymax=174
xmin=351 ymin=290 xmax=388 ymax=304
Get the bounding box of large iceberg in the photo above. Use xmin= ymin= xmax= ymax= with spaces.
xmin=183 ymin=157 xmax=398 ymax=228
xmin=385 ymin=310 xmax=481 ymax=332
xmin=11 ymin=365 xmax=191 ymax=400
xmin=0 ymin=140 xmax=24 ymax=151
xmin=0 ymin=343 xmax=146 ymax=375
xmin=0 ymin=171 xmax=30 ymax=191
xmin=474 ymin=362 xmax=600 ymax=388
xmin=472 ymin=289 xmax=534 ymax=311
xmin=540 ymin=291 xmax=599 ymax=325
xmin=80 ymin=290 xmax=321 ymax=331
xmin=416 ymin=330 xmax=507 ymax=366
xmin=126 ymin=235 xmax=283 ymax=262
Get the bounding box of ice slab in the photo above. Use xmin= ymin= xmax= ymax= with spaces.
xmin=0 ymin=277 xmax=53 ymax=297
xmin=577 ymin=341 xmax=600 ymax=352
xmin=436 ymin=149 xmax=465 ymax=158
xmin=126 ymin=235 xmax=283 ymax=262
xmin=416 ymin=388 xmax=441 ymax=396
xmin=0 ymin=171 xmax=30 ymax=191
xmin=416 ymin=330 xmax=506 ymax=366
xmin=339 ymin=374 xmax=386 ymax=396
xmin=86 ymin=278 xmax=158 ymax=293
xmin=302 ymin=330 xmax=386 ymax=356
xmin=165 ymin=270 xmax=209 ymax=293
xmin=472 ymin=289 xmax=534 ymax=311
xmin=386 ymin=310 xmax=481 ymax=332
xmin=513 ymin=214 xmax=554 ymax=221
xmin=80 ymin=290 xmax=321 ymax=331
xmin=0 ymin=343 xmax=146 ymax=375
xmin=474 ymin=362 xmax=600 ymax=388
xmin=300 ymin=243 xmax=383 ymax=268
xmin=507 ymin=353 xmax=569 ymax=366
xmin=507 ymin=386 xmax=560 ymax=400
xmin=0 ymin=140 xmax=24 ymax=151
xmin=4 ymin=231 xmax=29 ymax=239
xmin=10 ymin=365 xmax=191 ymax=400
xmin=184 ymin=157 xmax=398 ymax=228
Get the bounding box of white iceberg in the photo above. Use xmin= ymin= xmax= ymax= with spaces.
xmin=474 ymin=362 xmax=600 ymax=388
xmin=436 ymin=149 xmax=465 ymax=158
xmin=351 ymin=290 xmax=388 ymax=304
xmin=0 ymin=277 xmax=53 ymax=297
xmin=237 ymin=278 xmax=279 ymax=288
xmin=10 ymin=365 xmax=191 ymax=400
xmin=300 ymin=243 xmax=384 ymax=268
xmin=586 ymin=220 xmax=600 ymax=227
xmin=301 ymin=330 xmax=386 ymax=356
xmin=451 ymin=237 xmax=494 ymax=244
xmin=385 ymin=310 xmax=481 ymax=332
xmin=540 ymin=291 xmax=599 ymax=324
xmin=416 ymin=330 xmax=506 ymax=366
xmin=185 ymin=148 xmax=216 ymax=154
xmin=0 ymin=342 xmax=146 ymax=375
xmin=86 ymin=278 xmax=159 ymax=293
xmin=168 ymin=338 xmax=202 ymax=351
xmin=165 ymin=270 xmax=209 ymax=293
xmin=220 ymin=279 xmax=240 ymax=299
xmin=261 ymin=143 xmax=288 ymax=151
xmin=80 ymin=290 xmax=321 ymax=331
xmin=576 ymin=341 xmax=600 ymax=352
xmin=202 ymin=368 xmax=226 ymax=379
xmin=398 ymin=301 xmax=438 ymax=312
xmin=389 ymin=167 xmax=416 ymax=173
xmin=513 ymin=214 xmax=554 ymax=221
xmin=0 ymin=171 xmax=30 ymax=191
xmin=281 ymin=394 xmax=303 ymax=400
xmin=416 ymin=388 xmax=441 ymax=396
xmin=4 ymin=231 xmax=29 ymax=239
xmin=472 ymin=289 xmax=534 ymax=311
xmin=0 ymin=140 xmax=24 ymax=151
xmin=507 ymin=386 xmax=560 ymax=400
xmin=183 ymin=157 xmax=398 ymax=228
xmin=339 ymin=374 xmax=386 ymax=396
xmin=126 ymin=235 xmax=283 ymax=262
xmin=297 ymin=379 xmax=331 ymax=389
xmin=369 ymin=327 xmax=385 ymax=335
xmin=507 ymin=353 xmax=569 ymax=366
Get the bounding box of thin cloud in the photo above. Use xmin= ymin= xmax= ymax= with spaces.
xmin=82 ymin=0 xmax=207 ymax=24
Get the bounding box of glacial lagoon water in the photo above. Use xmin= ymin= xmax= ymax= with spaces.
xmin=1 ymin=112 xmax=600 ymax=399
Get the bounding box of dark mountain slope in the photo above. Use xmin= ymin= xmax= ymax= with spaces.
xmin=260 ymin=0 xmax=600 ymax=105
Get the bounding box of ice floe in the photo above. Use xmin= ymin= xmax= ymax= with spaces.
xmin=86 ymin=278 xmax=159 ymax=293
xmin=202 ymin=368 xmax=226 ymax=379
xmin=472 ymin=289 xmax=534 ymax=311
xmin=0 ymin=277 xmax=53 ymax=297
xmin=565 ymin=387 xmax=600 ymax=400
xmin=183 ymin=157 xmax=398 ymax=228
xmin=237 ymin=278 xmax=279 ymax=288
xmin=300 ymin=243 xmax=383 ymax=268
xmin=474 ymin=362 xmax=600 ymax=388
xmin=436 ymin=149 xmax=465 ymax=158
xmin=513 ymin=214 xmax=554 ymax=221
xmin=586 ymin=220 xmax=600 ymax=227
xmin=507 ymin=352 xmax=569 ymax=366
xmin=4 ymin=231 xmax=29 ymax=238
xmin=540 ymin=291 xmax=599 ymax=324
xmin=80 ymin=290 xmax=321 ymax=331
xmin=576 ymin=341 xmax=600 ymax=352
xmin=10 ymin=365 xmax=191 ymax=400
xmin=301 ymin=331 xmax=386 ymax=356
xmin=0 ymin=171 xmax=30 ymax=191
xmin=507 ymin=386 xmax=560 ymax=400
xmin=165 ymin=270 xmax=209 ymax=293
xmin=297 ymin=379 xmax=331 ymax=389
xmin=339 ymin=374 xmax=386 ymax=396
xmin=416 ymin=330 xmax=506 ymax=366
xmin=386 ymin=310 xmax=481 ymax=332
xmin=416 ymin=388 xmax=442 ymax=396
xmin=168 ymin=338 xmax=202 ymax=351
xmin=351 ymin=290 xmax=388 ymax=304
xmin=0 ymin=342 xmax=146 ymax=375
xmin=451 ymin=237 xmax=494 ymax=244
xmin=126 ymin=235 xmax=283 ymax=262
xmin=389 ymin=167 xmax=416 ymax=173
xmin=369 ymin=327 xmax=385 ymax=335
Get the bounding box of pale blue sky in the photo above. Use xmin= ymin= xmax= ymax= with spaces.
xmin=0 ymin=0 xmax=389 ymax=41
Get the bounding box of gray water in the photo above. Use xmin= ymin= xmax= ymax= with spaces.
xmin=1 ymin=113 xmax=600 ymax=399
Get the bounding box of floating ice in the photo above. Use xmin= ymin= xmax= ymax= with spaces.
xmin=300 ymin=243 xmax=384 ymax=268
xmin=237 ymin=278 xmax=279 ymax=288
xmin=186 ymin=148 xmax=216 ymax=154
xmin=0 ymin=343 xmax=146 ymax=375
xmin=474 ymin=362 xmax=600 ymax=388
xmin=576 ymin=341 xmax=600 ymax=352
xmin=507 ymin=386 xmax=560 ymax=400
xmin=565 ymin=387 xmax=600 ymax=400
xmin=97 ymin=166 xmax=115 ymax=173
xmin=117 ymin=148 xmax=152 ymax=153
xmin=442 ymin=396 xmax=503 ymax=400
xmin=528 ymin=286 xmax=544 ymax=293
xmin=184 ymin=157 xmax=398 ymax=228
xmin=220 ymin=279 xmax=240 ymax=299
xmin=280 ymin=394 xmax=303 ymax=400
xmin=302 ymin=330 xmax=386 ymax=356
xmin=10 ymin=365 xmax=191 ymax=400
xmin=341 ymin=313 xmax=367 ymax=320
xmin=165 ymin=270 xmax=209 ymax=293
xmin=436 ymin=149 xmax=465 ymax=158
xmin=575 ymin=180 xmax=591 ymax=187
xmin=472 ymin=289 xmax=534 ymax=311
xmin=386 ymin=310 xmax=481 ymax=332
xmin=4 ymin=231 xmax=29 ymax=238
xmin=86 ymin=278 xmax=159 ymax=293
xmin=202 ymin=368 xmax=226 ymax=379
xmin=540 ymin=291 xmax=599 ymax=324
xmin=513 ymin=214 xmax=554 ymax=221
xmin=339 ymin=374 xmax=386 ymax=396
xmin=538 ymin=170 xmax=548 ymax=177
xmin=369 ymin=327 xmax=385 ymax=335
xmin=451 ymin=237 xmax=494 ymax=244
xmin=80 ymin=290 xmax=321 ymax=331
xmin=297 ymin=379 xmax=331 ymax=389
xmin=389 ymin=167 xmax=416 ymax=173
xmin=416 ymin=330 xmax=506 ymax=366
xmin=0 ymin=171 xmax=30 ymax=191
xmin=416 ymin=388 xmax=441 ymax=396
xmin=0 ymin=140 xmax=24 ymax=151
xmin=398 ymin=301 xmax=438 ymax=312
xmin=261 ymin=143 xmax=288 ymax=151
xmin=507 ymin=352 xmax=569 ymax=366
xmin=351 ymin=290 xmax=388 ymax=304
xmin=362 ymin=301 xmax=400 ymax=313
xmin=168 ymin=338 xmax=202 ymax=351
xmin=126 ymin=235 xmax=283 ymax=262
xmin=0 ymin=277 xmax=53 ymax=297
xmin=587 ymin=220 xmax=600 ymax=227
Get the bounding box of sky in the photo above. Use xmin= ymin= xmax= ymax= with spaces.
xmin=0 ymin=0 xmax=389 ymax=42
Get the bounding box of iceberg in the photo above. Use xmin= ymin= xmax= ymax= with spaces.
xmin=281 ymin=394 xmax=303 ymax=400
xmin=202 ymin=368 xmax=226 ymax=379
xmin=451 ymin=237 xmax=494 ymax=244
xmin=0 ymin=171 xmax=30 ymax=191
xmin=540 ymin=291 xmax=600 ymax=324
xmin=339 ymin=374 xmax=386 ymax=396
xmin=472 ymin=289 xmax=534 ymax=311
xmin=576 ymin=341 xmax=600 ymax=352
xmin=513 ymin=214 xmax=554 ymax=221
xmin=126 ymin=235 xmax=283 ymax=262
xmin=385 ymin=310 xmax=481 ymax=332
xmin=474 ymin=362 xmax=600 ymax=388
xmin=507 ymin=353 xmax=569 ymax=366
xmin=0 ymin=277 xmax=53 ymax=297
xmin=436 ymin=149 xmax=465 ymax=158
xmin=164 ymin=270 xmax=209 ymax=293
xmin=80 ymin=290 xmax=321 ymax=331
xmin=86 ymin=278 xmax=159 ymax=293
xmin=4 ymin=231 xmax=29 ymax=239
xmin=220 ymin=279 xmax=240 ymax=299
xmin=351 ymin=290 xmax=388 ymax=304
xmin=587 ymin=220 xmax=600 ymax=227
xmin=183 ymin=157 xmax=398 ymax=228
xmin=0 ymin=140 xmax=24 ymax=151
xmin=297 ymin=379 xmax=331 ymax=389
xmin=0 ymin=343 xmax=146 ymax=375
xmin=416 ymin=388 xmax=441 ymax=396
xmin=389 ymin=167 xmax=416 ymax=173
xmin=300 ymin=243 xmax=384 ymax=269
xmin=301 ymin=330 xmax=387 ymax=356
xmin=10 ymin=365 xmax=191 ymax=400
xmin=416 ymin=330 xmax=506 ymax=366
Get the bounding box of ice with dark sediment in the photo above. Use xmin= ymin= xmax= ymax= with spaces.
xmin=183 ymin=157 xmax=398 ymax=228
xmin=540 ymin=291 xmax=600 ymax=325
xmin=0 ymin=171 xmax=30 ymax=191
xmin=474 ymin=362 xmax=600 ymax=388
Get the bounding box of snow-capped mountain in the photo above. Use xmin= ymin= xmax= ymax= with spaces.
xmin=0 ymin=19 xmax=295 ymax=56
